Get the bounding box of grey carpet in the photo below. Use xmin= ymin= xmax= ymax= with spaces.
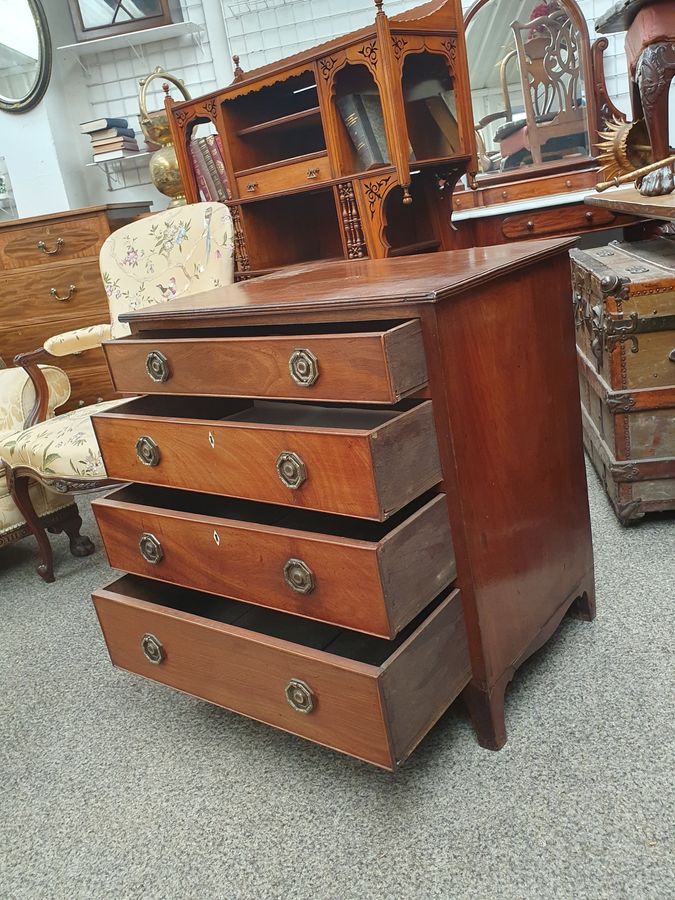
xmin=1 ymin=461 xmax=674 ymax=900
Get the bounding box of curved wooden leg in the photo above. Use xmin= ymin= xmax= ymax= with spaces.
xmin=7 ymin=468 xmax=55 ymax=583
xmin=637 ymin=42 xmax=675 ymax=163
xmin=462 ymin=672 xmax=510 ymax=751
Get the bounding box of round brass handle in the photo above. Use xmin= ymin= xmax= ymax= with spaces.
xmin=501 ymin=190 xmax=508 ymax=199
xmin=37 ymin=237 xmax=64 ymax=255
xmin=141 ymin=633 xmax=165 ymax=665
xmin=49 ymin=284 xmax=76 ymax=302
xmin=288 ymin=348 xmax=319 ymax=387
xmin=145 ymin=350 xmax=171 ymax=384
xmin=585 ymin=211 xmax=594 ymax=222
xmin=276 ymin=451 xmax=306 ymax=490
xmin=285 ymin=679 xmax=314 ymax=714
xmin=284 ymin=558 xmax=315 ymax=595
xmin=565 ymin=179 xmax=573 ymax=188
xmin=526 ymin=220 xmax=534 ymax=232
xmin=139 ymin=532 xmax=163 ymax=565
xmin=246 ymin=182 xmax=258 ymax=193
xmin=136 ymin=436 xmax=161 ymax=467
xmin=669 ymin=349 xmax=675 ymax=362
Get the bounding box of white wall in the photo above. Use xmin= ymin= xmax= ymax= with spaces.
xmin=0 ymin=0 xmax=667 ymax=217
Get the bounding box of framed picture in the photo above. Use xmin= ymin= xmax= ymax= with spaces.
xmin=67 ymin=0 xmax=182 ymax=42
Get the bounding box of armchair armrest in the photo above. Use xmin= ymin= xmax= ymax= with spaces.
xmin=2 ymin=356 xmax=71 ymax=432
xmin=44 ymin=323 xmax=112 ymax=357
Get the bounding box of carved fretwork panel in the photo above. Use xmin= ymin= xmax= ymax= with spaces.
xmin=231 ymin=206 xmax=250 ymax=274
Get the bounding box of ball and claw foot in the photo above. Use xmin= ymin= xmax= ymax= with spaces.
xmin=68 ymin=531 xmax=96 ymax=558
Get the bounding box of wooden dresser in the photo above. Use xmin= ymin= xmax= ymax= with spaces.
xmin=0 ymin=203 xmax=151 ymax=411
xmin=89 ymin=238 xmax=595 ymax=769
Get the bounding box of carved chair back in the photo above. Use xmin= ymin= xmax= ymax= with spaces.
xmin=99 ymin=201 xmax=235 ymax=339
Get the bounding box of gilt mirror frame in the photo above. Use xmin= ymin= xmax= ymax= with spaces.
xmin=463 ymin=0 xmax=601 ymax=186
xmin=0 ymin=0 xmax=52 ymax=114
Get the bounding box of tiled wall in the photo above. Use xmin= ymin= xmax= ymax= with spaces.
xmin=79 ymin=0 xmax=650 ymax=205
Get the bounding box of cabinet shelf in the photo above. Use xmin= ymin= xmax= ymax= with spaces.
xmin=237 ymin=107 xmax=322 ymax=138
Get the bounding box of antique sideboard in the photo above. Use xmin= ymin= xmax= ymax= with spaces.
xmin=0 ymin=203 xmax=151 ymax=410
xmin=88 ymin=237 xmax=595 ymax=768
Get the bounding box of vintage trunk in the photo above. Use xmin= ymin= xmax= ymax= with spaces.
xmin=571 ymin=237 xmax=675 ymax=523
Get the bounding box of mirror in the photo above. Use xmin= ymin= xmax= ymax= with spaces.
xmin=465 ymin=0 xmax=592 ymax=178
xmin=0 ymin=0 xmax=51 ymax=113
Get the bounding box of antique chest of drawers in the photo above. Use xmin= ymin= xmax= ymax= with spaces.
xmin=571 ymin=238 xmax=675 ymax=523
xmin=0 ymin=203 xmax=150 ymax=410
xmin=91 ymin=239 xmax=595 ymax=769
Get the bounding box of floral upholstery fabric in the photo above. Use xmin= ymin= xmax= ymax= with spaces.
xmin=100 ymin=202 xmax=234 ymax=339
xmin=0 ymin=398 xmax=129 ymax=483
xmin=0 ymin=365 xmax=73 ymax=536
xmin=44 ymin=323 xmax=112 ymax=357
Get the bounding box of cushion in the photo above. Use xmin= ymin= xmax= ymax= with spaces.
xmin=0 ymin=398 xmax=129 ymax=484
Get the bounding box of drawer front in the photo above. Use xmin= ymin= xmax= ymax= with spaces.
xmin=92 ymin=577 xmax=469 ymax=769
xmin=104 ymin=321 xmax=428 ymax=403
xmin=236 ymin=154 xmax=330 ymax=198
xmin=93 ymin=489 xmax=455 ymax=638
xmin=93 ymin=399 xmax=442 ymax=520
xmin=0 ymin=258 xmax=105 ymax=331
xmin=501 ymin=205 xmax=616 ymax=240
xmin=0 ymin=215 xmax=108 ymax=270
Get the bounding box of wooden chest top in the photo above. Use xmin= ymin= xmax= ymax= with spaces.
xmin=122 ymin=238 xmax=576 ymax=331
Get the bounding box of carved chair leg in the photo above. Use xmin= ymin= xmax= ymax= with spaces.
xmin=52 ymin=503 xmax=96 ymax=558
xmin=7 ymin=469 xmax=55 ymax=583
xmin=462 ymin=672 xmax=510 ymax=751
xmin=637 ymin=43 xmax=675 ymax=162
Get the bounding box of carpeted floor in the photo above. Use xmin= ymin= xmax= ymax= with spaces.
xmin=1 ymin=462 xmax=673 ymax=900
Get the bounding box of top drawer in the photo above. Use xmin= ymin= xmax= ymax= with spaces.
xmin=236 ymin=152 xmax=330 ymax=199
xmin=0 ymin=215 xmax=107 ymax=270
xmin=104 ymin=320 xmax=428 ymax=404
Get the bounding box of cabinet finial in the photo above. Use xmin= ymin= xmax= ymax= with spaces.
xmin=233 ymin=55 xmax=244 ymax=82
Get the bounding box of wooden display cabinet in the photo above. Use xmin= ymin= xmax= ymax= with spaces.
xmin=166 ymin=0 xmax=476 ymax=278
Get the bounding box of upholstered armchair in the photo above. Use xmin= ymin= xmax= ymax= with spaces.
xmin=0 ymin=359 xmax=94 ymax=579
xmin=0 ymin=202 xmax=234 ymax=581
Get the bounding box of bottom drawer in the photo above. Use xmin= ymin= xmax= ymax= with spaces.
xmin=93 ymin=576 xmax=470 ymax=770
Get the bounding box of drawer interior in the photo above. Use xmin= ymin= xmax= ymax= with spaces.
xmin=125 ymin=319 xmax=410 ymax=340
xmin=104 ymin=483 xmax=442 ymax=542
xmin=106 ymin=395 xmax=417 ymax=430
xmin=109 ymin=574 xmax=447 ymax=668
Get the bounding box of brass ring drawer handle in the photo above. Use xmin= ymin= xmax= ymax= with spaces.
xmin=146 ymin=350 xmax=171 ymax=383
xmin=285 ymin=679 xmax=314 ymax=714
xmin=141 ymin=633 xmax=165 ymax=665
xmin=139 ymin=532 xmax=163 ymax=565
xmin=289 ymin=348 xmax=319 ymax=387
xmin=276 ymin=451 xmax=306 ymax=489
xmin=49 ymin=284 xmax=76 ymax=302
xmin=669 ymin=349 xmax=675 ymax=363
xmin=37 ymin=237 xmax=64 ymax=255
xmin=284 ymin=558 xmax=315 ymax=595
xmin=136 ymin=436 xmax=161 ymax=467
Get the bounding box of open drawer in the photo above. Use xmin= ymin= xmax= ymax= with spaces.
xmin=103 ymin=320 xmax=428 ymax=404
xmin=92 ymin=397 xmax=442 ymax=520
xmin=92 ymin=576 xmax=470 ymax=770
xmin=93 ymin=485 xmax=456 ymax=638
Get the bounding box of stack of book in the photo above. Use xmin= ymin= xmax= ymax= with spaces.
xmin=189 ymin=135 xmax=231 ymax=202
xmin=81 ymin=116 xmax=141 ymax=162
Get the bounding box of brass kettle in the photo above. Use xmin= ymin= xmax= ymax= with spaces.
xmin=138 ymin=67 xmax=191 ymax=207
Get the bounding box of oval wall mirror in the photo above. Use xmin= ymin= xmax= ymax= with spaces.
xmin=0 ymin=0 xmax=52 ymax=113
xmin=465 ymin=0 xmax=594 ymax=179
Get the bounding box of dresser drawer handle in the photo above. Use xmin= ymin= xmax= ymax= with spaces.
xmin=285 ymin=679 xmax=314 ymax=714
xmin=136 ymin=436 xmax=161 ymax=467
xmin=669 ymin=349 xmax=675 ymax=363
xmin=246 ymin=182 xmax=258 ymax=193
xmin=49 ymin=284 xmax=76 ymax=302
xmin=284 ymin=558 xmax=315 ymax=595
xmin=37 ymin=237 xmax=64 ymax=255
xmin=139 ymin=532 xmax=163 ymax=565
xmin=145 ymin=350 xmax=171 ymax=383
xmin=526 ymin=220 xmax=534 ymax=232
xmin=276 ymin=451 xmax=306 ymax=489
xmin=141 ymin=633 xmax=165 ymax=665
xmin=307 ymin=168 xmax=320 ymax=180
xmin=288 ymin=348 xmax=319 ymax=387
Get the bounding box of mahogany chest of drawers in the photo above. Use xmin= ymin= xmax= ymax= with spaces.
xmin=571 ymin=238 xmax=675 ymax=523
xmin=0 ymin=203 xmax=150 ymax=410
xmin=91 ymin=238 xmax=595 ymax=769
